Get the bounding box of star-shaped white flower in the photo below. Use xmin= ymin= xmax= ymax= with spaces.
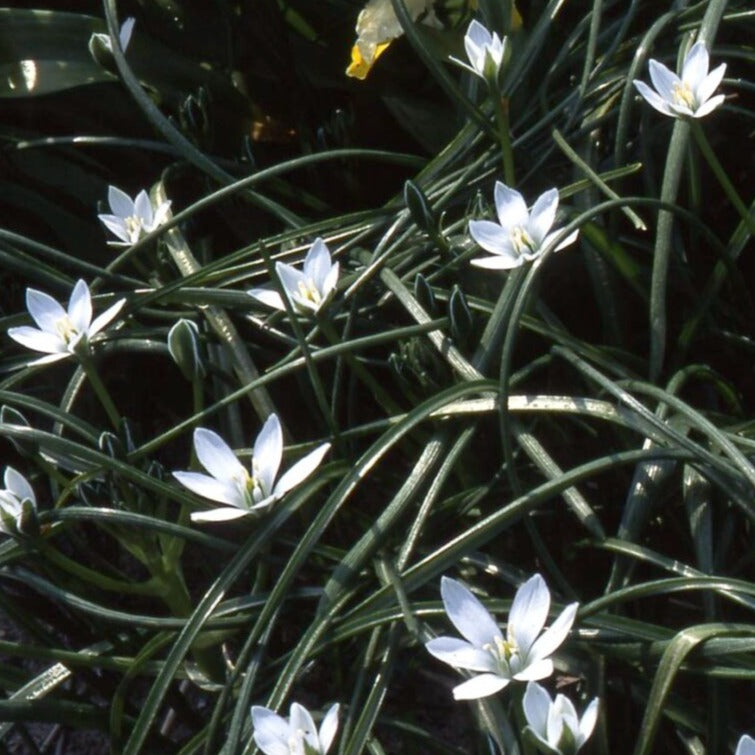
xmin=172 ymin=413 xmax=330 ymax=522
xmin=425 ymin=575 xmax=578 ymax=700
xmin=469 ymin=182 xmax=578 ymax=269
xmin=249 ymin=238 xmax=339 ymax=315
xmin=0 ymin=467 xmax=37 ymax=536
xmin=7 ymin=280 xmax=126 ymax=366
xmin=523 ymin=681 xmax=598 ymax=755
xmin=450 ymin=20 xmax=508 ymax=81
xmin=98 ymin=185 xmax=171 ymax=246
xmin=251 ymin=702 xmax=340 ymax=755
xmin=736 ymin=735 xmax=755 ymax=755
xmin=633 ymin=41 xmax=726 ymax=119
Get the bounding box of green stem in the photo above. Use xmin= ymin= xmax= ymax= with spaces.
xmin=79 ymin=354 xmax=121 ymax=430
xmin=691 ymin=121 xmax=755 ymax=237
xmin=493 ymin=92 xmax=516 ymax=185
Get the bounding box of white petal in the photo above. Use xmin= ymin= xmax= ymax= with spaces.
xmin=190 ymin=506 xmax=251 ymax=522
xmin=193 ymin=428 xmax=246 ymax=481
xmin=303 ymin=238 xmax=332 ymax=290
xmin=695 ymin=62 xmax=726 ymax=106
xmin=508 ymin=574 xmax=550 ymax=655
xmin=27 ymin=351 xmax=73 ymax=366
xmin=546 ymin=703 xmax=566 ymax=749
xmin=172 ymin=470 xmax=244 ymax=508
xmin=469 ymin=219 xmax=516 ymax=256
xmin=577 ymin=698 xmax=599 ymax=746
xmin=134 ymin=190 xmax=154 ymax=226
xmin=452 ymin=673 xmax=509 ymax=700
xmin=527 ymin=602 xmax=578 ymax=663
xmin=89 ymin=298 xmax=126 ymax=337
xmin=464 ymin=20 xmax=490 ymax=74
xmin=470 ymin=254 xmax=524 ymax=270
xmin=682 ymin=41 xmax=709 ymax=87
xmin=693 ymin=93 xmax=725 ymax=118
xmin=26 ymin=288 xmax=66 ymax=332
xmin=150 ymin=200 xmax=172 ymax=230
xmin=248 ymin=288 xmax=285 ymax=311
xmin=322 ymin=261 xmax=339 ymax=301
xmin=254 ymin=414 xmax=283 ymax=495
xmin=275 ymin=262 xmax=306 ymax=300
xmin=4 ymin=467 xmax=35 ymax=505
xmin=273 ymin=442 xmax=330 ymax=498
xmin=648 ymin=59 xmax=679 ymax=103
xmin=440 ymin=577 xmax=501 ymax=648
xmin=289 ymin=703 xmax=318 ymax=749
xmin=8 ymin=326 xmax=65 ymax=354
xmin=735 ymin=735 xmax=755 ymax=755
xmin=494 ymin=182 xmax=528 ymax=229
xmin=318 ymin=703 xmax=340 ymax=754
xmin=249 ymin=493 xmax=276 ymax=511
xmin=528 ymin=189 xmax=559 ymax=246
xmin=68 ymin=280 xmax=92 ymax=333
xmin=108 ymin=185 xmax=134 ymax=217
xmin=425 ymin=637 xmax=497 ymax=672
xmin=513 ymin=658 xmax=553 ymax=681
xmin=523 ymin=682 xmax=551 ymax=738
xmin=119 ymin=17 xmax=135 ymax=50
xmin=251 ymin=706 xmax=291 ymax=755
xmin=98 ymin=214 xmax=132 ymax=243
xmin=551 ymin=228 xmax=580 ymax=253
xmin=633 ymin=80 xmax=675 ymax=117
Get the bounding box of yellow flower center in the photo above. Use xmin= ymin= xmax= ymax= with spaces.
xmin=55 ymin=315 xmax=80 ymax=346
xmin=484 ymin=636 xmax=519 ymax=668
xmin=125 ymin=215 xmax=145 ymax=241
xmin=672 ymin=81 xmax=695 ymax=108
xmin=297 ymin=279 xmax=322 ymax=305
xmin=510 ymin=226 xmax=535 ymax=255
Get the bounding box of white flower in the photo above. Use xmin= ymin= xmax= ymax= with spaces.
xmin=0 ymin=467 xmax=37 ymax=535
xmin=249 ymin=238 xmax=339 ymax=315
xmin=91 ymin=17 xmax=135 ymax=54
xmin=450 ymin=20 xmax=508 ymax=81
xmin=98 ymin=185 xmax=171 ymax=246
xmin=736 ymin=735 xmax=755 ymax=755
xmin=172 ymin=414 xmax=330 ymax=522
xmin=251 ymin=702 xmax=340 ymax=755
xmin=7 ymin=280 xmax=126 ymax=366
xmin=523 ymin=682 xmax=598 ymax=755
xmin=346 ymin=0 xmax=439 ymax=80
xmin=469 ymin=182 xmax=578 ymax=269
xmin=425 ymin=575 xmax=578 ymax=700
xmin=633 ymin=41 xmax=726 ymax=119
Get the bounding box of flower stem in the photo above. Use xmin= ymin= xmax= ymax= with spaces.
xmin=79 ymin=354 xmax=121 ymax=430
xmin=691 ymin=121 xmax=755 ymax=237
xmin=493 ymin=92 xmax=516 ymax=185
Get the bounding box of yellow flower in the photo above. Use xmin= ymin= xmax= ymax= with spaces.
xmin=346 ymin=0 xmax=439 ymax=80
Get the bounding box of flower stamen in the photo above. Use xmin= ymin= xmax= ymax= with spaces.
xmin=510 ymin=226 xmax=535 ymax=255
xmin=672 ymin=81 xmax=695 ymax=108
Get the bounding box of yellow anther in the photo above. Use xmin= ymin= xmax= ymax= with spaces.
xmin=125 ymin=215 xmax=144 ymax=241
xmin=297 ymin=280 xmax=322 ymax=305
xmin=672 ymin=82 xmax=695 ymax=108
xmin=510 ymin=226 xmax=535 ymax=255
xmin=55 ymin=316 xmax=79 ymax=346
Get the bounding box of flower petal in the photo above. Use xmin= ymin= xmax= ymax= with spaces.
xmin=68 ymin=280 xmax=92 ymax=333
xmin=98 ymin=214 xmax=131 ymax=243
xmin=541 ymin=228 xmax=579 ymax=254
xmin=463 ymin=20 xmax=490 ymax=74
xmin=513 ymin=657 xmax=553 ymax=681
xmin=193 ymin=428 xmax=246 ymax=482
xmin=693 ymin=93 xmax=725 ymax=118
xmin=682 ymin=41 xmax=709 ymax=87
xmin=289 ymin=703 xmax=319 ymax=749
xmin=254 ymin=414 xmax=283 ymax=495
xmin=633 ymin=80 xmax=674 ymax=117
xmin=134 ymin=190 xmax=154 ymax=227
xmin=440 ymin=577 xmax=501 ymax=647
xmin=107 ymin=185 xmax=134 ymax=217
xmin=322 ymin=261 xmax=339 ymax=301
xmin=273 ymin=442 xmax=330 ymax=499
xmin=648 ymin=59 xmax=679 ymax=103
xmin=494 ymin=181 xmax=528 ymax=229
xmin=89 ymin=298 xmax=126 ymax=337
xmin=8 ymin=326 xmax=65 ymax=355
xmin=251 ymin=706 xmax=290 ymax=755
xmin=319 ymin=703 xmax=340 ymax=754
xmin=151 ymin=200 xmax=172 ymax=230
xmin=190 ymin=506 xmax=251 ymax=522
xmin=4 ymin=467 xmax=35 ymax=505
xmin=26 ymin=288 xmax=66 ymax=333
xmin=578 ymin=698 xmax=599 ymax=746
xmin=452 ymin=673 xmax=509 ymax=700
xmin=303 ymin=238 xmax=332 ymax=291
xmin=172 ymin=470 xmax=244 ymax=508
xmin=470 ymin=253 xmax=524 ymax=270
xmin=28 ymin=351 xmax=73 ymax=366
xmin=425 ymin=636 xmax=497 ymax=672
xmin=735 ymin=735 xmax=755 ymax=755
xmin=469 ymin=219 xmax=516 ymax=257
xmin=523 ymin=682 xmax=551 ymax=738
xmin=528 ymin=189 xmax=559 ymax=246
xmin=275 ymin=262 xmax=306 ymax=302
xmin=527 ymin=601 xmax=578 ymax=663
xmin=248 ymin=288 xmax=286 ymax=311
xmin=695 ymin=62 xmax=726 ymax=106
xmin=508 ymin=574 xmax=550 ymax=655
